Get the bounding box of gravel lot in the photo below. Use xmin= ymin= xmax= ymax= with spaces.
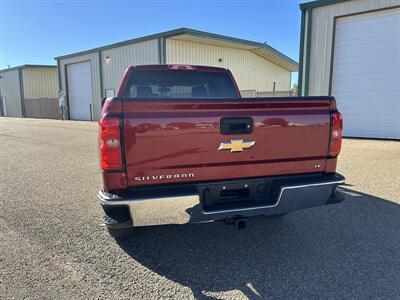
xmin=1 ymin=118 xmax=399 ymax=299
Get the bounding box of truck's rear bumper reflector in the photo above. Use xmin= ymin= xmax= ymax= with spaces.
xmin=98 ymin=174 xmax=345 ymax=227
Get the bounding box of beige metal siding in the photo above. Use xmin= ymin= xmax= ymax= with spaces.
xmin=24 ymin=99 xmax=59 ymax=119
xmin=307 ymin=0 xmax=400 ymax=96
xmin=0 ymin=69 xmax=22 ymax=117
xmin=22 ymin=68 xmax=58 ymax=99
xmin=58 ymin=52 xmax=101 ymax=120
xmin=101 ymin=39 xmax=159 ymax=93
xmin=167 ymin=38 xmax=291 ymax=91
xmin=58 ymin=39 xmax=159 ymax=120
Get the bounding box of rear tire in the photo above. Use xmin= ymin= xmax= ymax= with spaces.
xmin=268 ymin=213 xmax=288 ymax=218
xmin=327 ymin=189 xmax=346 ymax=204
xmin=334 ymin=189 xmax=346 ymax=202
xmin=107 ymin=227 xmax=133 ymax=239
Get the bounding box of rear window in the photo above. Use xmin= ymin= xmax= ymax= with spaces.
xmin=123 ymin=69 xmax=239 ymax=99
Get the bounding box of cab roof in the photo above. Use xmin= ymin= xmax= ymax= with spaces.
xmin=130 ymin=64 xmax=229 ymax=72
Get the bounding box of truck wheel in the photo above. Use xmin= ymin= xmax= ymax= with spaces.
xmin=327 ymin=189 xmax=346 ymax=204
xmin=268 ymin=213 xmax=288 ymax=218
xmin=107 ymin=227 xmax=133 ymax=239
xmin=334 ymin=189 xmax=346 ymax=202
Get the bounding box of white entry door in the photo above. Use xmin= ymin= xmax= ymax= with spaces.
xmin=332 ymin=8 xmax=400 ymax=139
xmin=67 ymin=61 xmax=93 ymax=120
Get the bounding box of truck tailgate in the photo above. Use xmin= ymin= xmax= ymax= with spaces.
xmin=123 ymin=98 xmax=331 ymax=186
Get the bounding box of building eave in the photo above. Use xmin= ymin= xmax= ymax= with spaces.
xmin=0 ymin=64 xmax=57 ymax=73
xmin=54 ymin=27 xmax=298 ymax=71
xmin=300 ymin=0 xmax=350 ymax=10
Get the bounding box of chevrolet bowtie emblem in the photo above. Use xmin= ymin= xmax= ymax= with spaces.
xmin=218 ymin=139 xmax=255 ymax=152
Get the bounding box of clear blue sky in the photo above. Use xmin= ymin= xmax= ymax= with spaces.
xmin=0 ymin=0 xmax=303 ymax=85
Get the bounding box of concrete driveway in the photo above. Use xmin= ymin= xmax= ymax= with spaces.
xmin=1 ymin=118 xmax=399 ymax=299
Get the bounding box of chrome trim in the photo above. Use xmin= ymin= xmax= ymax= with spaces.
xmin=99 ymin=192 xmax=200 ymax=226
xmin=99 ymin=192 xmax=198 ymax=207
xmin=201 ymin=179 xmax=344 ymax=215
xmin=277 ymin=179 xmax=345 ymax=200
xmin=98 ymin=178 xmax=345 ymax=226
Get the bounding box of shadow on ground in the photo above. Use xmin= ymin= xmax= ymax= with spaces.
xmin=117 ymin=189 xmax=400 ymax=299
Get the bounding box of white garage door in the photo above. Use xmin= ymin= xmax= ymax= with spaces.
xmin=67 ymin=62 xmax=93 ymax=120
xmin=332 ymin=8 xmax=400 ymax=139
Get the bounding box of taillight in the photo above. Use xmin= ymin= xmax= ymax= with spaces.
xmin=99 ymin=118 xmax=123 ymax=170
xmin=329 ymin=112 xmax=343 ymax=157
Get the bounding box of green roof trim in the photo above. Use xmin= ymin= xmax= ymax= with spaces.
xmin=54 ymin=27 xmax=298 ymax=68
xmin=298 ymin=9 xmax=306 ymax=95
xmin=300 ymin=0 xmax=350 ymax=10
xmin=0 ymin=64 xmax=57 ymax=73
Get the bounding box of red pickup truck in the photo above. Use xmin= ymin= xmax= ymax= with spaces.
xmin=98 ymin=64 xmax=345 ymax=237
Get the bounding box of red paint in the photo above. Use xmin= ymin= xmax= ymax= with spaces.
xmin=101 ymin=65 xmax=341 ymax=191
xmin=325 ymin=158 xmax=338 ymax=173
xmin=122 ymin=100 xmax=331 ymax=187
xmin=101 ymin=171 xmax=127 ymax=190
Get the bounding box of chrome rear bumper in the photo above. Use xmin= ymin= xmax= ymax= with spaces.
xmin=99 ymin=174 xmax=345 ymax=227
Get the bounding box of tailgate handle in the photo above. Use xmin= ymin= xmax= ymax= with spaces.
xmin=220 ymin=117 xmax=253 ymax=135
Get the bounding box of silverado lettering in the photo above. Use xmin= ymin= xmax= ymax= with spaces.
xmin=134 ymin=173 xmax=195 ymax=181
xmin=97 ymin=64 xmax=345 ymax=238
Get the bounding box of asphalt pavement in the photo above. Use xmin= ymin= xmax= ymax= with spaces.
xmin=1 ymin=117 xmax=399 ymax=299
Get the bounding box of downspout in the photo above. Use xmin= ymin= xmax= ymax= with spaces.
xmin=158 ymin=38 xmax=163 ymax=64
xmin=99 ymin=50 xmax=104 ymax=98
xmin=163 ymin=38 xmax=167 ymax=64
xmin=98 ymin=50 xmax=104 ymax=121
xmin=304 ymin=8 xmax=313 ymax=96
xmin=158 ymin=38 xmax=167 ymax=64
xmin=56 ymin=59 xmax=62 ymax=92
xmin=298 ymin=9 xmax=306 ymax=96
xmin=18 ymin=68 xmax=26 ymax=117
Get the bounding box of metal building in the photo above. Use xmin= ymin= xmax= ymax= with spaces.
xmin=299 ymin=0 xmax=400 ymax=139
xmin=0 ymin=65 xmax=59 ymax=119
xmin=55 ymin=28 xmax=298 ymax=121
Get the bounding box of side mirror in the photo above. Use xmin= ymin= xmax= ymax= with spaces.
xmin=101 ymin=97 xmax=107 ymax=108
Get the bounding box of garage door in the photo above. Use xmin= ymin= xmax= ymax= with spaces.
xmin=331 ymin=8 xmax=400 ymax=139
xmin=67 ymin=62 xmax=93 ymax=120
